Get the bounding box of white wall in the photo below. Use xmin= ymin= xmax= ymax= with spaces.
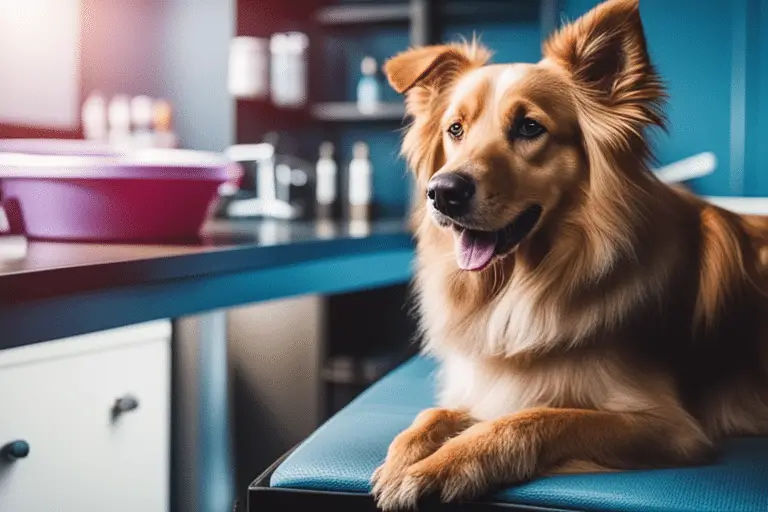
xmin=0 ymin=0 xmax=81 ymax=128
xmin=158 ymin=0 xmax=235 ymax=151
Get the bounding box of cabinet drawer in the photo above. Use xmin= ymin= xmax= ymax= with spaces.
xmin=0 ymin=322 xmax=170 ymax=512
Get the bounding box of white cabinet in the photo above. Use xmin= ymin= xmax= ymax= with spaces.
xmin=0 ymin=320 xmax=171 ymax=512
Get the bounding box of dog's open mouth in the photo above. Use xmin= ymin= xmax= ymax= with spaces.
xmin=452 ymin=205 xmax=542 ymax=271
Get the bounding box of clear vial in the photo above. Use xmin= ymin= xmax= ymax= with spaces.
xmin=357 ymin=56 xmax=381 ymax=115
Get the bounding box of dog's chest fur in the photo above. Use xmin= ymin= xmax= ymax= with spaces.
xmin=417 ymin=267 xmax=662 ymax=421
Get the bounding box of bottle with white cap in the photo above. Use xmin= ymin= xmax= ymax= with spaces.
xmin=315 ymin=141 xmax=338 ymax=220
xmin=347 ymin=141 xmax=373 ymax=221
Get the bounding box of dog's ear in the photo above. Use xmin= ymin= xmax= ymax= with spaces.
xmin=543 ymin=0 xmax=664 ymax=123
xmin=384 ymin=43 xmax=491 ymax=112
xmin=384 ymin=45 xmax=472 ymax=93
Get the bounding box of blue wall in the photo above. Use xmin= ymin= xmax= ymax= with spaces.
xmin=337 ymin=0 xmax=767 ymax=217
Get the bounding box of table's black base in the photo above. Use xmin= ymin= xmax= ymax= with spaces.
xmin=247 ymin=447 xmax=577 ymax=512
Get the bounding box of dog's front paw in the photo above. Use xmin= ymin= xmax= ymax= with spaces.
xmin=372 ymin=444 xmax=487 ymax=510
xmin=400 ymin=441 xmax=488 ymax=505
xmin=387 ymin=420 xmax=533 ymax=508
xmin=372 ymin=438 xmax=488 ymax=510
xmin=371 ymin=408 xmax=475 ymax=510
xmin=372 ymin=463 xmax=421 ymax=511
xmin=370 ymin=434 xmax=433 ymax=510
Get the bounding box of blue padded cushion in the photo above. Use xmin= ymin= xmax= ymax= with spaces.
xmin=271 ymin=356 xmax=768 ymax=512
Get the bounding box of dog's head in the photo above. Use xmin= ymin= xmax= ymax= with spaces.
xmin=385 ymin=0 xmax=665 ymax=272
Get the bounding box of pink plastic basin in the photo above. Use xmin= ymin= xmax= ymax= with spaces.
xmin=0 ymin=139 xmax=242 ymax=242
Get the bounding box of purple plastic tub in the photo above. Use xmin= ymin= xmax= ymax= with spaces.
xmin=0 ymin=139 xmax=242 ymax=242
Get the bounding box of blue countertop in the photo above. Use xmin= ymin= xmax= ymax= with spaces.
xmin=0 ymin=218 xmax=415 ymax=349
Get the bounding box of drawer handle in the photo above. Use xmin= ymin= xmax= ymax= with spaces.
xmin=111 ymin=394 xmax=139 ymax=418
xmin=1 ymin=440 xmax=30 ymax=461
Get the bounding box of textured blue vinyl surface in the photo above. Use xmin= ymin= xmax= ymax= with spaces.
xmin=271 ymin=357 xmax=768 ymax=511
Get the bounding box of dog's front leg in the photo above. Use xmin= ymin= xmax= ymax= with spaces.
xmin=371 ymin=408 xmax=475 ymax=508
xmin=375 ymin=406 xmax=712 ymax=510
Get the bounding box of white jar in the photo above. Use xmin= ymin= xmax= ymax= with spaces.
xmin=228 ymin=36 xmax=268 ymax=99
xmin=269 ymin=32 xmax=309 ymax=108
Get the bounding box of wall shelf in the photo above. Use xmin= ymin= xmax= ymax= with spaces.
xmin=441 ymin=1 xmax=540 ymax=22
xmin=315 ymin=3 xmax=411 ymax=26
xmin=310 ymin=101 xmax=407 ymax=123
xmin=316 ymin=1 xmax=543 ymax=28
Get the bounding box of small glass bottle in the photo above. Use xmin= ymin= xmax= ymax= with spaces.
xmin=348 ymin=141 xmax=372 ymax=221
xmin=356 ymin=56 xmax=380 ymax=115
xmin=315 ymin=141 xmax=338 ymax=220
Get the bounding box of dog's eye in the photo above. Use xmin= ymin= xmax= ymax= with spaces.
xmin=447 ymin=122 xmax=464 ymax=140
xmin=516 ymin=118 xmax=545 ymax=139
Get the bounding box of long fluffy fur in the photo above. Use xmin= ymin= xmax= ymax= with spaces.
xmin=373 ymin=0 xmax=768 ymax=510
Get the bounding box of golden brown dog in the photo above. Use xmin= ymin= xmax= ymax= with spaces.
xmin=370 ymin=0 xmax=768 ymax=509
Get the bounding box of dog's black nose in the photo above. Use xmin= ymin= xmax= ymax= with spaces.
xmin=427 ymin=173 xmax=476 ymax=218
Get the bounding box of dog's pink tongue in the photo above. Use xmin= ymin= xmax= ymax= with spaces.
xmin=455 ymin=229 xmax=497 ymax=271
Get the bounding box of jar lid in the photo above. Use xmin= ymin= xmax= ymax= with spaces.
xmin=231 ymin=36 xmax=267 ymax=50
xmin=270 ymin=32 xmax=309 ymax=53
